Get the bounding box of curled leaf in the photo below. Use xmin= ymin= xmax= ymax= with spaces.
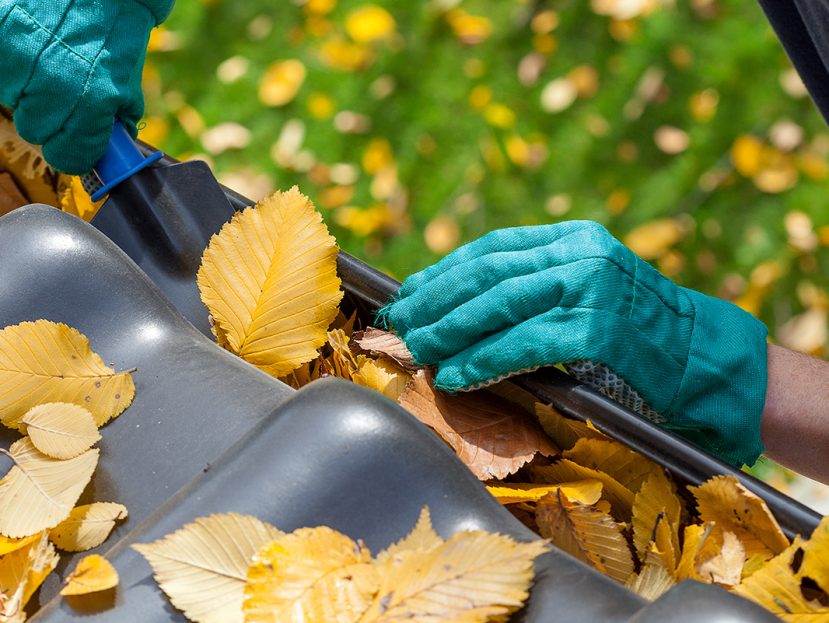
xmin=689 ymin=475 xmax=788 ymax=559
xmin=351 ymin=357 xmax=411 ymax=401
xmin=399 ymin=371 xmax=558 ymax=480
xmin=0 ymin=532 xmax=58 ymax=618
xmin=535 ymin=489 xmax=634 ymax=584
xmin=354 ymin=327 xmax=416 ymax=369
xmin=487 ymin=480 xmax=603 ymax=506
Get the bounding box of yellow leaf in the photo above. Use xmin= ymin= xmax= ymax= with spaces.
xmin=60 ymin=554 xmax=118 ymax=596
xmin=0 ymin=534 xmax=39 ymax=557
xmin=532 ymin=459 xmax=634 ymax=520
xmin=134 ymin=513 xmax=282 ymax=623
xmin=363 ymin=531 xmax=547 ymax=622
xmin=734 ymin=539 xmax=829 ymax=621
xmin=800 ymin=516 xmax=829 ymax=596
xmin=345 ymin=5 xmax=396 ymax=43
xmin=319 ymin=38 xmax=372 ymax=72
xmin=623 ymin=218 xmax=684 ymax=261
xmin=399 ymin=371 xmax=559 ymax=480
xmin=21 ymin=403 xmax=101 ymax=459
xmin=689 ymin=475 xmax=789 ymax=559
xmin=0 ymin=320 xmax=135 ymax=430
xmin=697 ymin=530 xmax=745 ymax=587
xmin=732 ymin=134 xmax=764 ymax=177
xmin=486 ymin=480 xmax=603 ymax=506
xmin=49 ymin=502 xmax=128 ymax=552
xmin=534 ymin=402 xmax=606 ymax=449
xmin=0 ymin=438 xmax=98 ymax=538
xmin=327 ymin=329 xmax=359 ymax=380
xmin=362 ymin=138 xmax=394 ymax=175
xmin=0 ymin=115 xmax=54 ymax=203
xmin=197 ymin=188 xmax=343 ymax=378
xmin=0 ymin=532 xmax=58 ymax=618
xmin=351 ymin=356 xmax=411 ymax=401
xmin=446 ymin=9 xmax=492 ymax=45
xmin=375 ymin=507 xmax=442 ymax=564
xmin=675 ymin=522 xmax=721 ymax=582
xmin=243 ymin=526 xmax=378 ymax=623
xmin=535 ymin=489 xmax=634 ymax=584
xmin=564 ymin=437 xmax=658 ymax=492
xmin=625 ymin=545 xmax=675 ymax=601
xmin=259 ymin=60 xmax=306 ymax=107
xmin=57 ymin=175 xmax=102 ymax=222
xmin=632 ymin=470 xmax=682 ymax=563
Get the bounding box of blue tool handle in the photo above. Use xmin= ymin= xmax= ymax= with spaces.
xmin=91 ymin=120 xmax=164 ymax=201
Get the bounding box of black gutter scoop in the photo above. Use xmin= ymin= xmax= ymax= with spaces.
xmin=88 ymin=121 xmax=236 ymax=336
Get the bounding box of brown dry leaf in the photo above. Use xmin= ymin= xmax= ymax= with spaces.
xmin=197 ymin=188 xmax=343 ymax=378
xmin=689 ymin=475 xmax=789 ymax=559
xmin=487 ymin=480 xmax=603 ymax=506
xmin=531 ymin=460 xmax=634 ymax=520
xmin=697 ymin=530 xmax=745 ymax=587
xmin=362 ymin=530 xmax=547 ymax=623
xmin=0 ymin=320 xmax=135 ymax=430
xmin=49 ymin=502 xmax=128 ymax=552
xmin=535 ymin=403 xmax=608 ymax=450
xmin=632 ymin=470 xmax=682 ymax=563
xmin=0 ymin=438 xmax=98 ymax=538
xmin=625 ymin=545 xmax=675 ymax=601
xmin=564 ymin=438 xmax=658 ymax=492
xmin=351 ymin=356 xmax=411 ymax=401
xmin=398 ymin=370 xmax=559 ymax=480
xmin=0 ymin=172 xmax=27 ymax=216
xmin=535 ymin=489 xmax=634 ymax=584
xmin=375 ymin=507 xmax=442 ymax=564
xmin=243 ymin=526 xmax=378 ymax=623
xmin=355 ymin=327 xmax=416 ymax=368
xmin=134 ymin=513 xmax=283 ymax=623
xmin=21 ymin=403 xmax=101 ymax=459
xmin=60 ymin=554 xmax=118 ymax=596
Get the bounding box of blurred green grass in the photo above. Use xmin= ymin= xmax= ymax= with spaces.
xmin=142 ymin=0 xmax=829 ymax=356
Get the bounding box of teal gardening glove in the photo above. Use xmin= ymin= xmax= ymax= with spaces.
xmin=380 ymin=221 xmax=769 ymax=467
xmin=0 ymin=0 xmax=174 ymax=174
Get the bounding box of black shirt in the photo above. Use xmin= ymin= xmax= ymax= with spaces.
xmin=761 ymin=0 xmax=829 ymax=124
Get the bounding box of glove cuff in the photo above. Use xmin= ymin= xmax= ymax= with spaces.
xmin=133 ymin=0 xmax=175 ymax=25
xmin=665 ymin=288 xmax=769 ymax=467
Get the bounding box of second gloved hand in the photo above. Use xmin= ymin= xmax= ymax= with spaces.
xmin=380 ymin=221 xmax=769 ymax=467
xmin=0 ymin=0 xmax=174 ymax=174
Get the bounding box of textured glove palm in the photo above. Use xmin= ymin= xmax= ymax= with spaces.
xmin=381 ymin=221 xmax=769 ymax=467
xmin=0 ymin=0 xmax=174 ymax=174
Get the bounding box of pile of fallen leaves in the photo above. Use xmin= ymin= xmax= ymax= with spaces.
xmin=194 ymin=187 xmax=829 ymax=621
xmin=134 ymin=508 xmax=547 ymax=623
xmin=0 ymin=320 xmax=134 ymax=619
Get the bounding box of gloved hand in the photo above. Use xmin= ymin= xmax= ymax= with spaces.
xmin=380 ymin=221 xmax=769 ymax=467
xmin=0 ymin=0 xmax=174 ymax=174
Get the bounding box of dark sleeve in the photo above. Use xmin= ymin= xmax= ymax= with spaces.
xmin=759 ymin=0 xmax=829 ymax=125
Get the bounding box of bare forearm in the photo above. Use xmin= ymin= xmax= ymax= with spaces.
xmin=760 ymin=343 xmax=829 ymax=482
